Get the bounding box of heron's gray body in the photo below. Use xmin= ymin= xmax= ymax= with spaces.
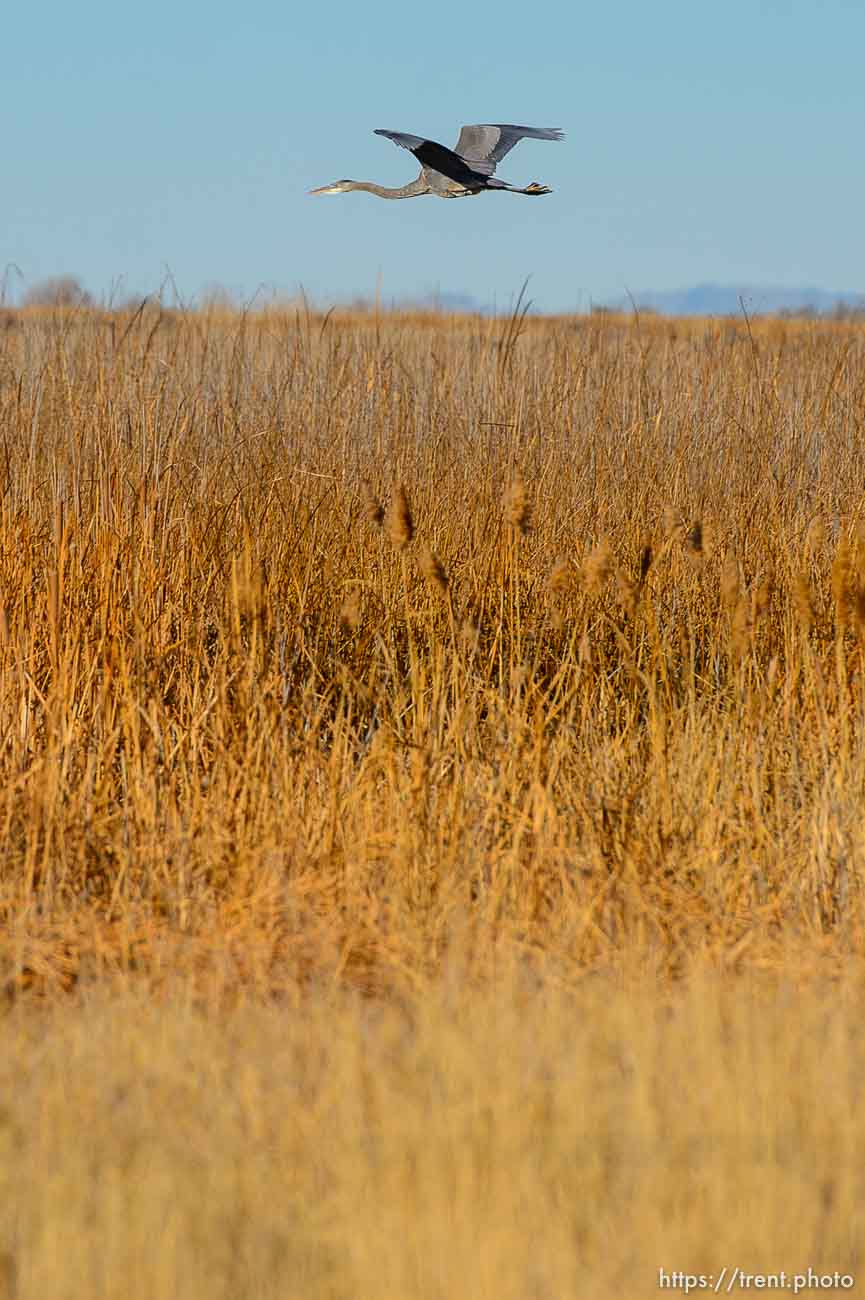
xmin=309 ymin=124 xmax=564 ymax=200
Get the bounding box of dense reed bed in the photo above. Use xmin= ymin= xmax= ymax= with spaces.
xmin=2 ymin=303 xmax=865 ymax=989
xmin=1 ymin=303 xmax=865 ymax=1296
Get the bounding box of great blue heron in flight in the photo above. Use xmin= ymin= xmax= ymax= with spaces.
xmin=309 ymin=124 xmax=564 ymax=200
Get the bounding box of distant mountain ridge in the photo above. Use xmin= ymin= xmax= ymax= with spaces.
xmin=610 ymin=283 xmax=865 ymax=317
xmin=397 ymin=283 xmax=865 ymax=319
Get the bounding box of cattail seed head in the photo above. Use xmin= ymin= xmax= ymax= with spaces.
xmin=420 ymin=546 xmax=448 ymax=594
xmin=731 ymin=592 xmax=753 ymax=660
xmin=684 ymin=519 xmax=704 ymax=570
xmin=361 ymin=479 xmax=384 ymax=527
xmin=662 ymin=505 xmax=685 ymax=540
xmin=581 ymin=539 xmax=612 ymax=595
xmin=753 ymin=574 xmax=773 ymax=621
xmin=385 ymin=483 xmax=414 ymax=550
xmin=615 ymin=569 xmax=639 ymax=617
xmin=460 ymin=605 xmax=480 ymax=651
xmin=792 ymin=571 xmax=814 ymax=633
xmin=547 ymin=556 xmax=573 ymax=595
xmin=639 ymin=538 xmax=653 ymax=584
xmin=503 ymin=476 xmax=530 ymax=536
xmin=720 ymin=553 xmax=741 ymax=613
xmin=804 ymin=516 xmax=826 ymax=558
xmin=339 ymin=585 xmax=362 ymax=632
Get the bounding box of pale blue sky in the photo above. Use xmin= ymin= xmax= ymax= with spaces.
xmin=4 ymin=0 xmax=864 ymax=311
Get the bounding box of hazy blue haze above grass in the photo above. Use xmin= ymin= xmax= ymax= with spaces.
xmin=4 ymin=0 xmax=864 ymax=312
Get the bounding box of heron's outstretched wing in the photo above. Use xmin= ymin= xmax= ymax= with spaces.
xmin=374 ymin=129 xmax=491 ymax=190
xmin=374 ymin=130 xmax=428 ymax=154
xmin=452 ymin=125 xmax=564 ymax=175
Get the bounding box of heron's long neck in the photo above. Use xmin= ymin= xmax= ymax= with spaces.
xmin=350 ymin=178 xmax=428 ymax=199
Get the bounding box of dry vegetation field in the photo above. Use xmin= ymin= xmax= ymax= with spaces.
xmin=1 ymin=301 xmax=865 ymax=1296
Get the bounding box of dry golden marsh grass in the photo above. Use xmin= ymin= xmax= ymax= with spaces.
xmin=2 ymin=303 xmax=865 ymax=1296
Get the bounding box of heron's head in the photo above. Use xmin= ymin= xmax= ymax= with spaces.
xmin=308 ymin=180 xmax=353 ymax=195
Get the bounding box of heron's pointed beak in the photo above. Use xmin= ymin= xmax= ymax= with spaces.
xmin=308 ymin=183 xmax=342 ymax=195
